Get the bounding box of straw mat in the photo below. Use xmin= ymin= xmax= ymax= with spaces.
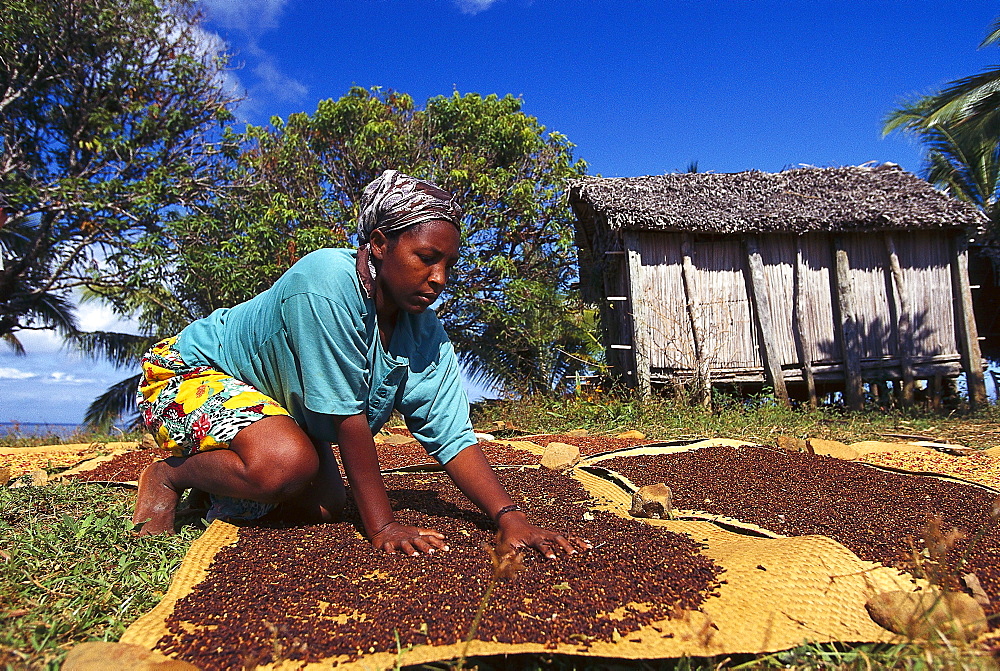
xmin=119 ymin=455 xmax=926 ymax=669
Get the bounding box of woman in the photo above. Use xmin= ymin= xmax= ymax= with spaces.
xmin=134 ymin=170 xmax=586 ymax=559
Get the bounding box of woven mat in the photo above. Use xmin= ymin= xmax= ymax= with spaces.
xmin=0 ymin=442 xmax=133 ymax=479
xmin=119 ymin=459 xmax=924 ymax=669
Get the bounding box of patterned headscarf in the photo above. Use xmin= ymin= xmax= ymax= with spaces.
xmin=355 ymin=170 xmax=462 ymax=298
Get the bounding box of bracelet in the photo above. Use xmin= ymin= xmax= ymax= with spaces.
xmin=493 ymin=504 xmax=523 ymax=523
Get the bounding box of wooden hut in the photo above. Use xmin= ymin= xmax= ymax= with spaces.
xmin=568 ymin=164 xmax=988 ymax=409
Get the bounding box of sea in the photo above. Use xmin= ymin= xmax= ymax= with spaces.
xmin=0 ymin=422 xmax=84 ymax=440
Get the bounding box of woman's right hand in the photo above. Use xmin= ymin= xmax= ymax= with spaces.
xmin=371 ymin=521 xmax=448 ymax=556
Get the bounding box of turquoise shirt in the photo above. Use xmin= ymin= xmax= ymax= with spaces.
xmin=176 ymin=248 xmax=477 ymax=464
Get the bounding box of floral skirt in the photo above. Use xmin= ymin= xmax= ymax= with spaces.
xmin=136 ymin=336 xmax=291 ymax=521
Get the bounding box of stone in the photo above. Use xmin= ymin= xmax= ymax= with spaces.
xmin=140 ymin=433 xmax=158 ymax=450
xmin=0 ymin=466 xmax=9 ymax=487
xmin=865 ymin=589 xmax=987 ymax=641
xmin=63 ymin=642 xmax=197 ymax=670
xmin=565 ymin=428 xmax=589 ymax=437
xmin=806 ymin=438 xmax=860 ymax=461
xmin=616 ymin=430 xmax=646 ymax=440
xmin=629 ymin=483 xmax=674 ymax=519
xmin=539 ymin=441 xmax=580 ymax=471
xmin=849 ymin=441 xmax=932 ymax=455
xmin=776 ymin=435 xmax=808 ymax=453
xmin=11 ymin=469 xmax=50 ymax=488
xmin=379 ymin=433 xmax=418 ymax=446
xmin=474 ymin=432 xmax=496 ymax=442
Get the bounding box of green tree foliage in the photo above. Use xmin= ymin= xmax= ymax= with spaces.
xmin=172 ymin=87 xmax=594 ymax=396
xmin=883 ymin=16 xmax=1000 ymax=233
xmin=0 ymin=0 xmax=237 ymax=349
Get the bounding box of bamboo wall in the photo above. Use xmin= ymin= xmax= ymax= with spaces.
xmin=604 ymin=229 xmax=986 ymax=408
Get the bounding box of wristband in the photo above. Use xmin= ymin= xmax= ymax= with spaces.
xmin=493 ymin=504 xmax=523 ymax=523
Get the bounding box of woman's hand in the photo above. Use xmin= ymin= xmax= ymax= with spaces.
xmin=371 ymin=521 xmax=448 ymax=556
xmin=495 ymin=511 xmax=590 ymax=560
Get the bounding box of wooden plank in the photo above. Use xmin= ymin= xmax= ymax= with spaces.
xmin=794 ymin=238 xmax=818 ymax=408
xmin=624 ymin=232 xmax=651 ymax=396
xmin=680 ymin=234 xmax=711 ymax=406
xmin=833 ymin=236 xmax=864 ymax=410
xmin=884 ymin=233 xmax=915 ymax=406
xmin=743 ymin=235 xmax=790 ymax=406
xmin=950 ymin=234 xmax=988 ymax=409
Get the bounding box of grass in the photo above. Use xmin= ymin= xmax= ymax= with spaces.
xmin=0 ymin=483 xmax=199 ymax=670
xmin=469 ymin=389 xmax=1000 ymax=451
xmin=2 ymin=393 xmax=1000 ymax=669
xmin=0 ymin=425 xmax=145 ymax=448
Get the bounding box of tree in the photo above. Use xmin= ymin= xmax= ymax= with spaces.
xmin=168 ymin=87 xmax=594 ymax=395
xmin=0 ymin=0 xmax=238 ymax=349
xmin=883 ymin=16 xmax=1000 ymax=234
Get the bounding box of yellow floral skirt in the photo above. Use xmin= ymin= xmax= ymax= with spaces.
xmin=136 ymin=336 xmax=291 ymax=521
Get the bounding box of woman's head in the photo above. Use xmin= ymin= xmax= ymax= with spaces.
xmin=356 ymin=170 xmax=462 ymax=312
xmin=357 ymin=170 xmax=461 ymax=247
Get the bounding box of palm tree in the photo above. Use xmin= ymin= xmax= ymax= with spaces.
xmin=1 ymin=215 xmax=79 ymax=353
xmin=885 ymin=17 xmax=1000 ymax=138
xmin=883 ymin=16 xmax=1000 ymax=239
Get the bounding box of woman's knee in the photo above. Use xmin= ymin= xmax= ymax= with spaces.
xmin=231 ymin=416 xmax=319 ymax=503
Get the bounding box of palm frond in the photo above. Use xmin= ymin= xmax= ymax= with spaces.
xmin=30 ymin=292 xmax=79 ymax=336
xmin=84 ymin=373 xmax=142 ymax=430
xmin=69 ymin=331 xmax=156 ymax=367
xmin=2 ymin=333 xmax=25 ymax=356
xmin=981 ymin=16 xmax=1000 ymax=48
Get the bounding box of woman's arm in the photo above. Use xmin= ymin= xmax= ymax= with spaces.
xmin=335 ymin=413 xmax=446 ymax=555
xmin=442 ymin=444 xmax=588 ymax=559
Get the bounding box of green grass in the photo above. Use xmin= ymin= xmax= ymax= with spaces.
xmin=0 ymin=483 xmax=199 ymax=670
xmin=469 ymin=391 xmax=1000 ymax=450
xmin=2 ymin=393 xmax=1000 ymax=669
xmin=0 ymin=426 xmax=145 ymax=448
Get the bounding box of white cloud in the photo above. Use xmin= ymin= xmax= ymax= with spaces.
xmin=10 ymin=329 xmax=63 ymax=354
xmin=200 ymin=0 xmax=289 ymax=34
xmin=453 ymin=0 xmax=502 ymax=15
xmin=45 ymin=372 xmax=96 ymax=385
xmin=77 ymin=301 xmax=141 ymax=334
xmin=252 ymin=59 xmax=308 ymax=103
xmin=0 ymin=367 xmax=38 ymax=380
xmin=196 ymin=0 xmax=307 ymax=117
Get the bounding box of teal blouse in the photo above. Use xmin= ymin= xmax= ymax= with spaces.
xmin=176 ymin=248 xmax=477 ymax=464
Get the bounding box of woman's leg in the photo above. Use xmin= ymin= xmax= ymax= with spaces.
xmin=272 ymin=439 xmax=347 ymax=524
xmin=133 ymin=415 xmax=319 ymax=535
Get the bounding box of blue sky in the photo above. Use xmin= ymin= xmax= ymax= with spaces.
xmin=4 ymin=0 xmax=1000 ymax=425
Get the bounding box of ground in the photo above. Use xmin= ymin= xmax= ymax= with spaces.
xmin=2 ymin=393 xmax=1000 ymax=670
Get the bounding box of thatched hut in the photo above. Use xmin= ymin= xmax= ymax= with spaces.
xmin=568 ymin=164 xmax=988 ymax=409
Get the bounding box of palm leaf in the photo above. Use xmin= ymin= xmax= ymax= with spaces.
xmin=2 ymin=333 xmax=25 ymax=356
xmin=84 ymin=373 xmax=143 ymax=430
xmin=70 ymin=331 xmax=156 ymax=367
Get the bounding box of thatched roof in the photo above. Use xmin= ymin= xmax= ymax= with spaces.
xmin=569 ymin=164 xmax=986 ymax=234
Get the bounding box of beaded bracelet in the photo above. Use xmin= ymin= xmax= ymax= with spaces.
xmin=493 ymin=504 xmax=523 ymax=523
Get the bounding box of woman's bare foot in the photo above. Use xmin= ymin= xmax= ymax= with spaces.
xmin=133 ymin=461 xmax=181 ymax=535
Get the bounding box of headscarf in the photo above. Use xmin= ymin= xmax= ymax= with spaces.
xmin=355 ymin=170 xmax=462 ymax=298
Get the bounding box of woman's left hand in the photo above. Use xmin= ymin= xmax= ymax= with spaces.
xmin=495 ymin=511 xmax=590 ymax=559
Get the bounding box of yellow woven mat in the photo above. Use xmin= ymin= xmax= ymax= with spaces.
xmin=0 ymin=442 xmax=133 ymax=479
xmin=856 ymin=447 xmax=1000 ymax=491
xmin=120 ymin=461 xmax=922 ymax=670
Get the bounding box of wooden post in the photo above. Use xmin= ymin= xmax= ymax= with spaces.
xmin=794 ymin=238 xmax=818 ymax=408
xmin=624 ymin=232 xmax=651 ymax=397
xmin=950 ymin=234 xmax=988 ymax=409
xmin=744 ymin=235 xmax=790 ymax=406
xmin=680 ymin=234 xmax=711 ymax=407
xmin=833 ymin=236 xmax=864 ymax=410
xmin=884 ymin=233 xmax=915 ymax=407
